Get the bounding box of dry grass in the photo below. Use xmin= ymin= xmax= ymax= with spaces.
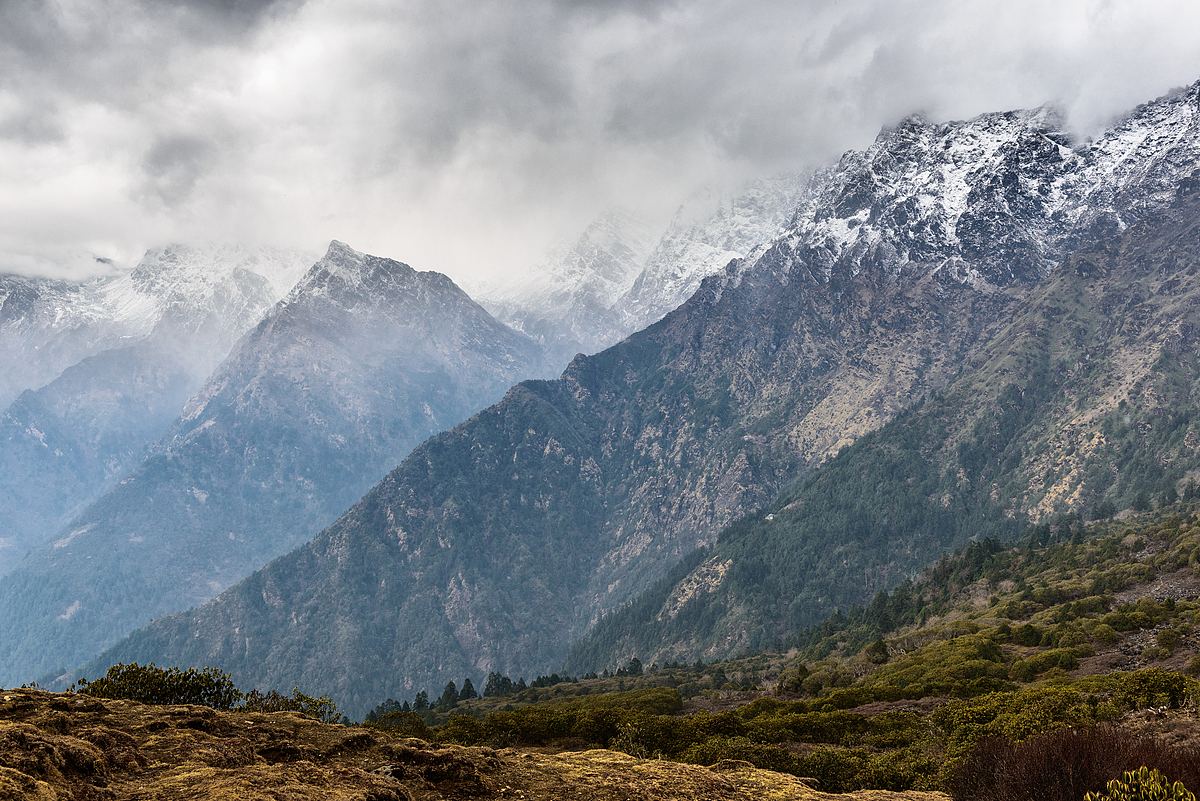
xmin=0 ymin=689 xmax=946 ymax=800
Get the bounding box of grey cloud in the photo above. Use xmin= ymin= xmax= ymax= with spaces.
xmin=141 ymin=134 xmax=220 ymax=205
xmin=1 ymin=0 xmax=1199 ymax=283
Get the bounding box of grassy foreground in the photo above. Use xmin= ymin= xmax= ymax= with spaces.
xmin=0 ymin=687 xmax=945 ymax=801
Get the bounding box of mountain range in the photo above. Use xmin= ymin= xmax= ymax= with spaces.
xmin=0 ymin=246 xmax=310 ymax=571
xmin=0 ymin=242 xmax=547 ymax=685
xmin=478 ymin=175 xmax=810 ymax=365
xmin=67 ymin=79 xmax=1200 ymax=717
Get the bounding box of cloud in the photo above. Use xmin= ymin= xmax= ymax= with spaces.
xmin=1 ymin=0 xmax=1198 ymax=282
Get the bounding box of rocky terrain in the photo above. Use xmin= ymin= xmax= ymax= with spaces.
xmin=571 ymin=180 xmax=1200 ymax=669
xmin=0 ymin=689 xmax=944 ymax=801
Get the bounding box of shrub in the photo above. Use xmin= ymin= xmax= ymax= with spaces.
xmin=367 ymin=709 xmax=433 ymax=739
xmin=796 ymin=747 xmax=871 ymax=793
xmin=1158 ymin=629 xmax=1183 ymax=654
xmin=1084 ymin=767 xmax=1197 ymax=801
xmin=946 ymin=726 xmax=1200 ymax=801
xmin=863 ymin=635 xmax=1011 ymax=698
xmin=609 ymin=719 xmax=663 ymax=760
xmin=1013 ymin=624 xmax=1043 ymax=646
xmin=1092 ymin=624 xmax=1120 ymax=645
xmin=241 ymin=688 xmax=343 ymax=723
xmin=1102 ymin=669 xmax=1197 ymax=710
xmin=865 ymin=639 xmax=891 ymax=665
xmin=73 ymin=663 xmax=242 ymax=709
xmin=678 ymin=735 xmax=802 ymax=775
xmin=1008 ymin=648 xmax=1080 ymax=682
xmin=73 ymin=662 xmax=342 ymax=722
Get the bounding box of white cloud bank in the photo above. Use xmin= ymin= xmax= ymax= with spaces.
xmin=1 ymin=0 xmax=1198 ymax=283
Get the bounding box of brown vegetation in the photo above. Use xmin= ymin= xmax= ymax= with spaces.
xmin=0 ymin=689 xmax=945 ymax=800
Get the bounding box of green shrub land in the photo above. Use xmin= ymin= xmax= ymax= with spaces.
xmin=56 ymin=510 xmax=1200 ymax=796
xmin=376 ymin=510 xmax=1200 ymax=794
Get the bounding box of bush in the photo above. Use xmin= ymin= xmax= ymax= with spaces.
xmin=1008 ymin=648 xmax=1080 ymax=682
xmin=1102 ymin=669 xmax=1197 ymax=710
xmin=678 ymin=735 xmax=801 ymax=774
xmin=241 ymin=688 xmax=342 ymax=723
xmin=73 ymin=663 xmax=341 ymax=722
xmin=1159 ymin=630 xmax=1183 ymax=653
xmin=947 ymin=726 xmax=1200 ymax=801
xmin=1084 ymin=767 xmax=1196 ymax=801
xmin=73 ymin=663 xmax=242 ymax=709
xmin=865 ymin=639 xmax=891 ymax=665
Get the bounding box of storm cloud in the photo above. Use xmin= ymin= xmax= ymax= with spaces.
xmin=2 ymin=0 xmax=1199 ymax=282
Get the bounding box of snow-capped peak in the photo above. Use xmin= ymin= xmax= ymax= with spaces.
xmin=724 ymin=80 xmax=1198 ymax=293
xmin=286 ymin=240 xmax=428 ymax=307
xmin=482 ymin=208 xmax=654 ymax=309
xmin=473 ymin=209 xmax=657 ymax=363
xmin=0 ymin=245 xmax=314 ymax=406
xmin=615 ymin=173 xmax=813 ymax=329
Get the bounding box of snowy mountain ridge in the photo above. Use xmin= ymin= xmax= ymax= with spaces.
xmin=615 ymin=173 xmax=813 ymax=332
xmin=489 ymin=81 xmax=1199 ymax=357
xmin=479 ymin=176 xmax=811 ymax=364
xmin=0 ymin=245 xmax=312 ymax=408
xmin=476 ymin=209 xmax=656 ymax=366
xmin=708 ymin=79 xmax=1200 ymax=299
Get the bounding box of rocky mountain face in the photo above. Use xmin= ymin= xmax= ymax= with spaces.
xmin=73 ymin=80 xmax=1200 ymax=716
xmin=0 ymin=247 xmax=311 ymax=572
xmin=0 ymin=241 xmax=546 ymax=686
xmin=0 ymin=274 xmax=108 ymax=412
xmin=569 ymin=183 xmax=1200 ymax=670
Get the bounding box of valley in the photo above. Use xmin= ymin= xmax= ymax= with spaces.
xmin=2 ymin=15 xmax=1199 ymax=795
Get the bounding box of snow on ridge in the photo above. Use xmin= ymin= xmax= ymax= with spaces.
xmin=0 ymin=244 xmax=315 ymax=408
xmin=615 ymin=173 xmax=813 ymax=330
xmin=6 ymin=244 xmax=314 ymax=344
xmin=727 ymin=81 xmax=1199 ymax=291
xmin=482 ymin=208 xmax=655 ymax=310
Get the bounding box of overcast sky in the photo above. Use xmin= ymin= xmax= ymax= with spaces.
xmin=2 ymin=0 xmax=1199 ymax=284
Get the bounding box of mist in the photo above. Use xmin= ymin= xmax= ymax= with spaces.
xmin=2 ymin=0 xmax=1198 ymax=284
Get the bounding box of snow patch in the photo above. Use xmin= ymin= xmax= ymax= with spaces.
xmin=53 ymin=524 xmax=94 ymax=549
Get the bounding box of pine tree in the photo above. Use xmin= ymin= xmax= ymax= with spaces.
xmin=413 ymin=690 xmax=429 ymax=711
xmin=483 ymin=672 xmax=514 ymax=697
xmin=459 ymin=677 xmax=478 ymax=700
xmin=437 ymin=681 xmax=459 ymax=709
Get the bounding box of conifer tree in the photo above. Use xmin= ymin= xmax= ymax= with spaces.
xmin=437 ymin=680 xmax=459 ymax=709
